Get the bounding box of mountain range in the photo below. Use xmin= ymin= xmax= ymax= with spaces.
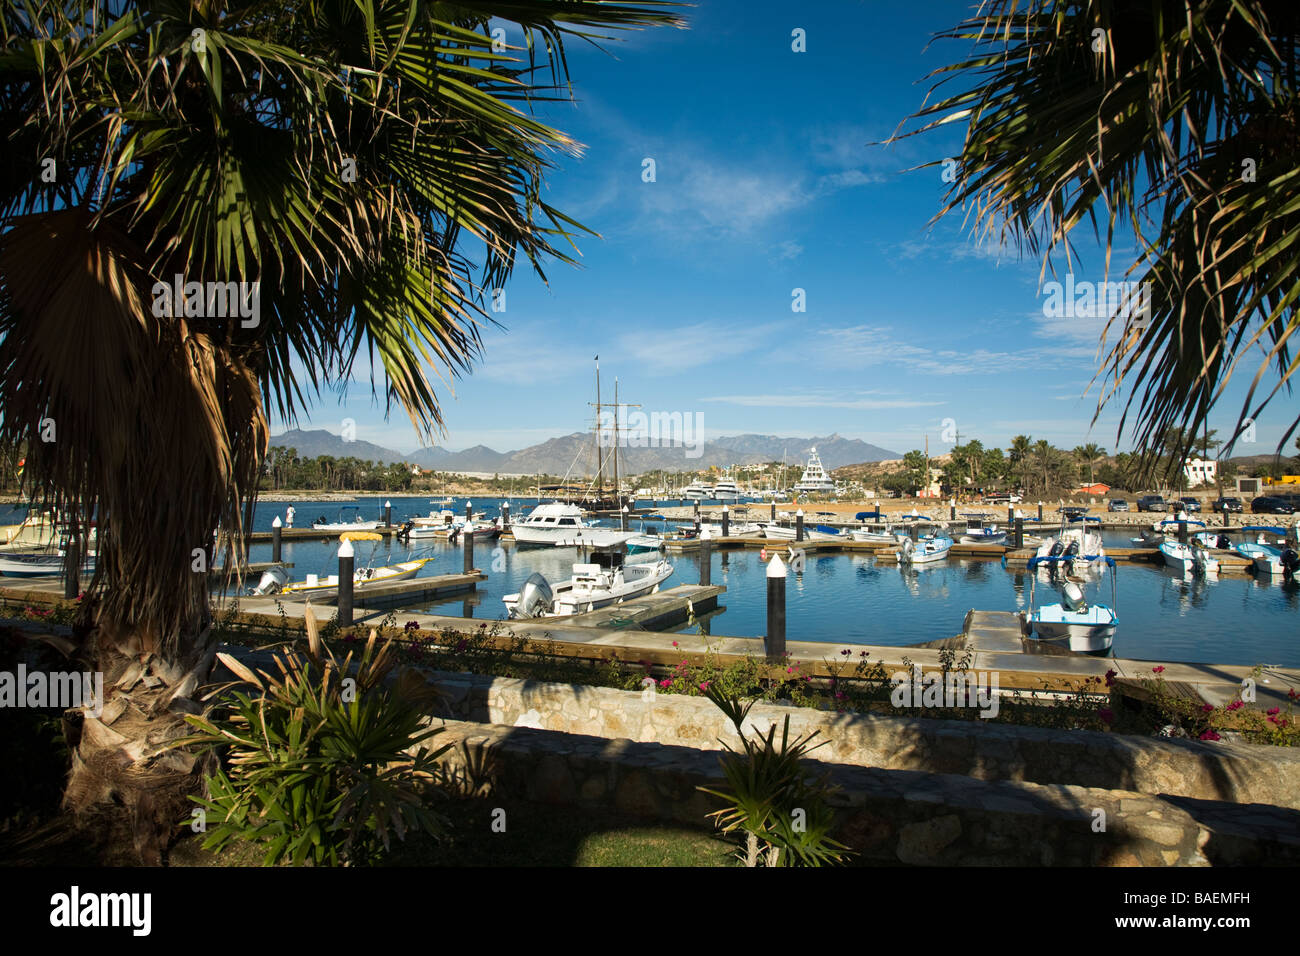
xmin=269 ymin=429 xmax=900 ymax=475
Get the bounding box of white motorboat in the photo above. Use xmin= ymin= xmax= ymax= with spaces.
xmin=1230 ymin=526 xmax=1299 ymax=577
xmin=412 ymin=510 xmax=457 ymax=528
xmin=807 ymin=524 xmax=848 ymax=541
xmin=1035 ymin=524 xmax=1106 ymax=568
xmin=312 ymin=506 xmax=382 ymax=532
xmin=0 ymin=549 xmax=96 ymax=577
xmin=898 ymin=533 xmax=953 ymax=565
xmin=277 ymin=558 xmax=429 ymax=596
xmin=503 ymin=551 xmax=675 ymax=618
xmin=261 ymin=531 xmax=429 ymax=595
xmin=1159 ymin=539 xmax=1220 ymax=575
xmin=684 ymin=521 xmax=764 ymax=537
xmin=792 ymin=448 xmax=836 ymax=495
xmin=1021 ymin=556 xmax=1118 ymax=653
xmin=959 ymin=515 xmax=1007 ymax=545
xmin=852 ymin=528 xmax=908 ymax=544
xmin=508 ymin=501 xmax=636 ymax=547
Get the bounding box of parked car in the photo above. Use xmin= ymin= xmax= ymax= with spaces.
xmin=1107 ymin=499 xmax=1130 ymax=512
xmin=1136 ymin=494 xmax=1167 ymax=512
xmin=1212 ymin=496 xmax=1243 ymax=513
xmin=1251 ymin=496 xmax=1296 ymax=515
xmin=1178 ymin=497 xmax=1202 ymax=513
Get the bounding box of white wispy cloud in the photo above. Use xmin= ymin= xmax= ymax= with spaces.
xmin=701 ymin=392 xmax=944 ymax=410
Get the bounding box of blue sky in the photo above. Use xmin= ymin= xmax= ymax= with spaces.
xmin=277 ymin=0 xmax=1295 ymax=461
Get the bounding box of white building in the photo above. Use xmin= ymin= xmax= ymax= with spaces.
xmin=1183 ymin=458 xmax=1217 ymax=487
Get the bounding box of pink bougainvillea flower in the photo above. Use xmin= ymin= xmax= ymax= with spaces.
xmin=1199 ymin=730 xmax=1221 ymax=742
xmin=1202 ymin=704 xmax=1215 ymax=713
xmin=1152 ymin=666 xmax=1165 ymax=674
xmin=1227 ymin=700 xmax=1244 ymax=711
xmin=1267 ymin=707 xmax=1281 ymax=715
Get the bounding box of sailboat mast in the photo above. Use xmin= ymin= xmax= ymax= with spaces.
xmin=613 ymin=378 xmax=619 ymax=505
xmin=594 ymin=356 xmax=602 ymax=500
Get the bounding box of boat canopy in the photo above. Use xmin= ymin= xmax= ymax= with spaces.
xmin=1158 ymin=518 xmax=1205 ymax=527
xmin=855 ymin=510 xmax=883 ymax=520
xmin=1242 ymin=525 xmax=1287 ymax=535
xmin=341 ymin=531 xmax=382 ymax=541
xmin=1069 ymin=515 xmax=1102 ymax=523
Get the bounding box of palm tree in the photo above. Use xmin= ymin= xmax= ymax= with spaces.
xmin=898 ymin=0 xmax=1300 ymax=466
xmin=1073 ymin=443 xmax=1106 ymax=486
xmin=0 ymin=0 xmax=683 ymax=860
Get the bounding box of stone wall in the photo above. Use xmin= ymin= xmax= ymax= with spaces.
xmin=427 ymin=718 xmax=1300 ymax=866
xmin=427 ymin=670 xmax=1300 ymax=810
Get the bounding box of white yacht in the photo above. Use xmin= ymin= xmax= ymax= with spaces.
xmin=508 ymin=501 xmax=636 ymax=547
xmin=682 ymin=481 xmax=713 ymax=501
xmin=792 ymin=448 xmax=835 ymax=495
xmin=711 ymin=477 xmax=741 ymax=501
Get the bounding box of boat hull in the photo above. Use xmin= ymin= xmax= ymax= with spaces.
xmin=1022 ymin=609 xmax=1116 ymax=654
xmin=280 ymin=559 xmax=428 ymax=596
xmin=503 ymin=561 xmax=674 ymax=617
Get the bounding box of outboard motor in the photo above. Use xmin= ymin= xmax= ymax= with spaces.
xmin=1282 ymin=548 xmax=1300 ymax=578
xmin=1061 ymin=578 xmax=1088 ymax=612
xmin=899 ymin=536 xmax=915 ymax=563
xmin=513 ymin=573 xmax=553 ymax=619
xmin=396 ymin=519 xmax=414 ymax=540
xmin=1048 ymin=539 xmax=1065 ymax=558
xmin=249 ymin=564 xmax=290 ymax=596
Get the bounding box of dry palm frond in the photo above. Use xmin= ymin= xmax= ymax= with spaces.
xmin=893 ymin=0 xmax=1300 ymax=471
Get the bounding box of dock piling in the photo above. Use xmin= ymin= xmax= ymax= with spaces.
xmin=1037 ymin=502 xmax=1044 ymax=522
xmin=463 ymin=528 xmax=475 ymax=574
xmin=384 ymin=500 xmax=392 ymax=528
xmin=501 ymin=501 xmax=510 ymax=530
xmin=699 ymin=527 xmax=712 ymax=586
xmin=721 ymin=504 xmax=729 ymax=538
xmin=63 ymin=539 xmax=79 ymax=600
xmin=765 ymin=551 xmax=787 ymax=658
xmin=1014 ymin=516 xmax=1024 ymax=549
xmin=271 ymin=516 xmax=282 ymax=564
xmin=795 ymin=508 xmax=804 ymax=542
xmin=770 ymin=502 xmax=776 ymax=521
xmin=620 ymin=504 xmax=628 ymax=531
xmin=338 ymin=539 xmax=354 ymax=628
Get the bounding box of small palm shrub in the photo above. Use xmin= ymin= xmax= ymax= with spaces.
xmin=698 ymin=687 xmax=852 ymax=867
xmin=179 ymin=608 xmax=451 ymax=866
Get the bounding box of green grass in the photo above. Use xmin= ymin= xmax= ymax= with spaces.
xmin=384 ymin=798 xmax=737 ymax=867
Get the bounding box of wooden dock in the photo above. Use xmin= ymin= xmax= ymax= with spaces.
xmin=1002 ymin=547 xmax=1254 ymax=572
xmin=237 ymin=570 xmax=486 ymax=613
xmin=962 ymin=609 xmax=1025 ymax=653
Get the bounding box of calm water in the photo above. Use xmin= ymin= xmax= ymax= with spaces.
xmin=7 ymin=497 xmax=1297 ymax=667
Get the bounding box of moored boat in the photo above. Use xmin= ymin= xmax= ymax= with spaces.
xmin=1159 ymin=539 xmax=1220 ymax=575
xmin=312 ymin=506 xmax=382 ymax=532
xmin=503 ymin=550 xmax=674 ymax=618
xmin=1021 ymin=555 xmax=1118 ymax=654
xmin=508 ymin=501 xmax=636 ymax=547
